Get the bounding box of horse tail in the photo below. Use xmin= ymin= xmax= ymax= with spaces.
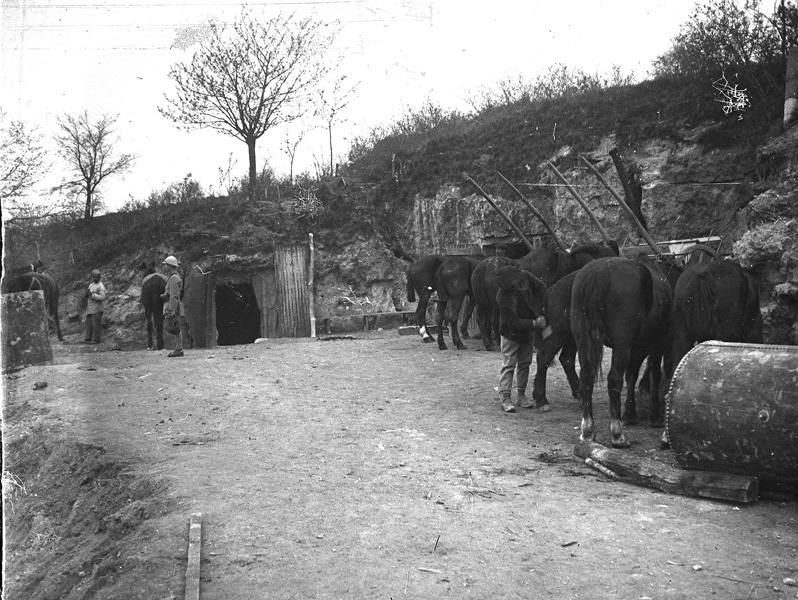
xmin=681 ymin=269 xmax=717 ymax=340
xmin=574 ymin=268 xmax=607 ymax=386
xmin=406 ymin=266 xmax=416 ymax=303
xmin=640 ymin=263 xmax=654 ymax=315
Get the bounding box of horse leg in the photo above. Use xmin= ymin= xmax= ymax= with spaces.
xmin=577 ymin=348 xmax=596 ymax=443
xmin=532 ymin=331 xmax=562 ymax=408
xmin=475 ymin=303 xmax=493 ymax=350
xmin=145 ymin=309 xmax=155 ymax=349
xmin=52 ymin=303 xmax=63 ymax=341
xmin=460 ymin=294 xmax=475 ymax=340
xmin=607 ymin=348 xmax=631 ymax=448
xmin=558 ymin=336 xmax=580 ymax=402
xmin=436 ymin=298 xmax=448 ymax=350
xmin=448 ymin=296 xmax=466 ymax=350
xmin=416 ymin=293 xmax=434 ymax=342
xmin=490 ymin=302 xmax=501 ymax=349
xmin=647 ymin=347 xmax=665 ymax=428
xmin=155 ymin=312 xmax=165 ymax=350
xmin=623 ymin=355 xmax=645 ymax=426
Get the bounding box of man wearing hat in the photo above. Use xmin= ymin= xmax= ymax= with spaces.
xmin=495 ymin=264 xmax=548 ymax=413
xmin=84 ymin=269 xmax=107 ymax=344
xmin=161 ymin=255 xmax=185 ymax=357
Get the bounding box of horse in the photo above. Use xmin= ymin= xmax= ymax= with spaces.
xmin=531 ymin=270 xmax=581 ymax=408
xmin=570 ymin=254 xmax=672 ymax=448
xmin=470 ymin=255 xmax=518 ymax=351
xmin=6 ymin=259 xmax=45 ymax=277
xmin=138 ymin=261 xmax=168 ymax=350
xmin=667 ymin=259 xmax=763 ymax=375
xmin=406 ymin=255 xmax=445 ymax=342
xmin=517 ymin=243 xmax=619 ymax=288
xmin=2 ymin=270 xmax=63 ymax=341
xmin=434 ymin=255 xmax=481 ymax=350
xmin=471 ymin=243 xmax=619 ymax=351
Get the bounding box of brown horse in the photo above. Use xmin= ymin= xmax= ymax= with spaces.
xmin=406 ymin=255 xmax=445 ymax=342
xmin=3 ymin=270 xmax=63 ymax=341
xmin=571 ymin=255 xmax=672 ymax=448
xmin=138 ymin=261 xmax=168 ymax=350
xmin=470 ymin=255 xmax=518 ymax=351
xmin=434 ymin=255 xmax=481 ymax=350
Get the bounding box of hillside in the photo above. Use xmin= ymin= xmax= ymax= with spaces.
xmin=4 ymin=74 xmax=797 ymax=346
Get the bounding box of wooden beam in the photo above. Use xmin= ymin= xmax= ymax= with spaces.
xmin=545 ymin=162 xmax=614 ymax=246
xmin=573 ymin=441 xmax=759 ymax=504
xmin=466 ymin=175 xmax=536 ymax=254
xmin=495 ymin=171 xmax=569 ymax=252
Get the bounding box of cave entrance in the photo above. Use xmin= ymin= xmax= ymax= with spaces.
xmin=215 ymin=282 xmax=261 ymax=346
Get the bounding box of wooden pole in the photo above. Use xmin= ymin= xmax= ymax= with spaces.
xmin=785 ymin=47 xmax=798 ymax=128
xmin=578 ymin=155 xmax=663 ymax=256
xmin=308 ymin=233 xmax=316 ymax=339
xmin=466 ymin=176 xmax=536 ymax=254
xmin=545 ymin=162 xmax=614 ymax=246
xmin=495 ymin=171 xmax=569 ymax=252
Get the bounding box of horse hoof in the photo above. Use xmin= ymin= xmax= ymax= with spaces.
xmin=438 ymin=345 xmax=448 ymax=351
xmin=612 ymin=438 xmax=632 ymax=449
xmin=456 ymin=343 xmax=466 ymax=350
xmin=422 ymin=337 xmax=434 ymax=343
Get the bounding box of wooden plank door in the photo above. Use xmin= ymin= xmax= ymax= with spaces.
xmin=275 ymin=244 xmax=310 ymax=337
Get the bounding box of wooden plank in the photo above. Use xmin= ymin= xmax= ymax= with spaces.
xmin=184 ymin=513 xmax=202 ymax=600
xmin=574 ymin=441 xmax=759 ymax=504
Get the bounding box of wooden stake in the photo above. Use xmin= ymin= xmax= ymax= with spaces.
xmin=185 ymin=513 xmax=202 ymax=600
xmin=495 ymin=171 xmax=569 ymax=252
xmin=466 ymin=175 xmax=536 ymax=253
xmin=545 ymin=162 xmax=614 ymax=246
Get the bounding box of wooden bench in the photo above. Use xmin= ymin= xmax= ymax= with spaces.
xmin=317 ymin=311 xmax=417 ymax=335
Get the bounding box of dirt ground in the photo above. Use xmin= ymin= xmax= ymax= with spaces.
xmin=3 ymin=328 xmax=798 ymax=600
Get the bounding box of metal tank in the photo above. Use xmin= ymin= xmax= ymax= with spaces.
xmin=666 ymin=341 xmax=798 ymax=494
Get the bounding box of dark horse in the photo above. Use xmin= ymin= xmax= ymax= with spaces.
xmin=471 ymin=255 xmax=518 ymax=351
xmin=668 ymin=259 xmax=763 ymax=373
xmin=571 ymin=255 xmax=672 ymax=448
xmin=471 ymin=243 xmax=619 ymax=351
xmin=138 ymin=261 xmax=168 ymax=350
xmin=434 ymin=255 xmax=481 ymax=350
xmin=2 ymin=270 xmax=63 ymax=341
xmin=406 ymin=255 xmax=445 ymax=342
xmin=517 ymin=243 xmax=619 ymax=288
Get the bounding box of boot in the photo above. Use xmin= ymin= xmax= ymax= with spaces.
xmin=500 ymin=393 xmax=515 ymax=413
xmin=517 ymin=391 xmax=534 ymax=409
xmin=168 ymin=349 xmax=184 ymax=357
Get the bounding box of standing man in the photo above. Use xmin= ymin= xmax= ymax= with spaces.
xmin=161 ymin=255 xmax=184 ymax=357
xmin=84 ymin=269 xmax=106 ymax=344
xmin=495 ymin=264 xmax=548 ymax=413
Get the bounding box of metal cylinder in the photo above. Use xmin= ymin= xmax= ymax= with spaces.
xmin=666 ymin=341 xmax=798 ymax=493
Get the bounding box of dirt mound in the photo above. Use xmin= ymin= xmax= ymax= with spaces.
xmin=3 ymin=383 xmax=177 ymax=600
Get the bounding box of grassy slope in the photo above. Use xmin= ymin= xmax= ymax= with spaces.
xmin=8 ymin=74 xmax=783 ymax=282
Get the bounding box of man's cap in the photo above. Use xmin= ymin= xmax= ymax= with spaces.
xmin=163 ymin=256 xmax=179 ymax=267
xmin=91 ymin=269 xmax=101 ymax=276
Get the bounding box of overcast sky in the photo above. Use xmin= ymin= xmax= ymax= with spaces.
xmin=2 ymin=0 xmax=699 ymax=212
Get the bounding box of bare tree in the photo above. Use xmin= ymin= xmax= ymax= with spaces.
xmin=0 ymin=110 xmax=49 ymax=219
xmin=284 ymin=129 xmax=306 ymax=185
xmin=160 ymin=10 xmax=337 ymax=199
xmin=53 ymin=111 xmax=135 ymax=220
xmin=317 ymin=75 xmax=358 ymax=176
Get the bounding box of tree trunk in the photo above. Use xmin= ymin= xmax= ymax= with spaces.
xmin=328 ymin=123 xmax=333 ymax=177
xmin=247 ymin=137 xmax=257 ymax=201
xmin=84 ymin=188 xmax=93 ymax=220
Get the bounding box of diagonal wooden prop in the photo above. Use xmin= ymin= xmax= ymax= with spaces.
xmin=465 ymin=175 xmax=536 ymax=254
